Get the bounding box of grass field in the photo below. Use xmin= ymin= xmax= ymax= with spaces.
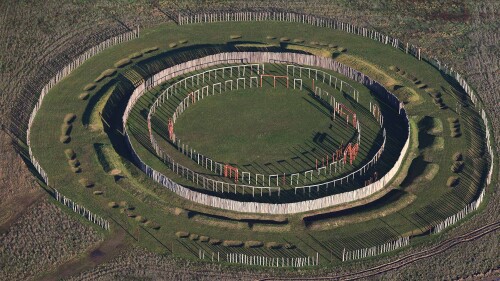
xmin=27 ymin=20 xmax=491 ymax=265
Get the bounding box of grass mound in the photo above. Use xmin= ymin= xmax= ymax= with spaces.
xmin=78 ymin=92 xmax=90 ymax=100
xmin=176 ymin=231 xmax=190 ymax=238
xmin=83 ymin=83 xmax=96 ymax=91
xmin=71 ymin=166 xmax=81 ymax=173
xmin=199 ymin=236 xmax=209 ymax=242
xmin=142 ymin=46 xmax=159 ymax=53
xmin=169 ymin=43 xmax=177 ymax=48
xmin=222 ymin=240 xmax=243 ymax=247
xmin=265 ymin=242 xmax=282 ymax=249
xmin=93 ymin=190 xmax=103 ymax=195
xmin=108 ymin=202 xmax=118 ymax=208
xmin=63 ymin=113 xmax=76 ymax=124
xmin=453 ymin=152 xmax=463 ymax=161
xmin=68 ymin=159 xmax=80 ymax=168
xmin=145 ymin=221 xmax=160 ymax=229
xmin=293 ymin=38 xmax=304 ymax=43
xmin=244 ymin=240 xmax=263 ymax=248
xmin=59 ymin=135 xmax=71 ymax=144
xmin=230 ymin=34 xmax=242 ymax=39
xmin=61 ymin=124 xmax=72 ymax=136
xmin=451 ymin=161 xmax=464 ymax=173
xmin=135 ymin=216 xmax=147 ymax=223
xmin=447 ymin=176 xmax=460 ymax=187
xmin=114 ymin=58 xmax=132 ymax=68
xmin=128 ymin=52 xmax=142 ymax=59
xmin=189 ymin=234 xmax=199 ymax=240
xmin=64 ymin=149 xmax=76 ymax=159
xmin=209 ymin=238 xmax=222 ymax=245
xmin=94 ymin=68 xmax=116 ymax=82
xmin=178 ymin=39 xmax=188 ymax=44
xmin=280 ymin=37 xmax=290 ymax=42
xmin=78 ymin=178 xmax=94 ymax=188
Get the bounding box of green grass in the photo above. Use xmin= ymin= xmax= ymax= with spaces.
xmin=173 ymin=87 xmax=360 ymax=166
xmin=27 ymin=21 xmax=491 ymax=265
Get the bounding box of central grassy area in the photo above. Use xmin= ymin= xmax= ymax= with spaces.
xmin=173 ymin=87 xmax=356 ymax=167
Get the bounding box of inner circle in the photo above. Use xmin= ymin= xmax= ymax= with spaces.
xmin=174 ymin=87 xmax=355 ymax=166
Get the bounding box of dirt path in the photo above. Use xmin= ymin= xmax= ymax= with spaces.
xmin=38 ymin=228 xmax=129 ymax=281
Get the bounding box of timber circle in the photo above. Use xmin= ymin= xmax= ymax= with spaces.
xmin=27 ymin=12 xmax=495 ymax=267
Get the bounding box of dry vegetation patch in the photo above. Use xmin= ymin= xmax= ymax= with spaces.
xmin=0 ymin=199 xmax=102 ymax=280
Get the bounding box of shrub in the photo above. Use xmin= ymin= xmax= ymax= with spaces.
xmin=141 ymin=46 xmax=159 ymax=54
xmin=68 ymin=159 xmax=80 ymax=168
xmin=230 ymin=34 xmax=242 ymax=39
xmin=265 ymin=242 xmax=282 ymax=249
xmin=199 ymin=236 xmax=210 ymax=242
xmin=78 ymin=178 xmax=94 ymax=188
xmin=169 ymin=43 xmax=177 ymax=48
xmin=451 ymin=161 xmax=464 ymax=173
xmin=280 ymin=37 xmax=290 ymax=42
xmin=244 ymin=241 xmax=263 ymax=248
xmin=222 ymin=240 xmax=243 ymax=247
xmin=319 ymin=42 xmax=328 ymax=46
xmin=114 ymin=58 xmax=132 ymax=68
xmin=417 ymin=83 xmax=427 ymax=89
xmin=59 ymin=135 xmax=71 ymax=144
xmin=328 ymin=44 xmax=338 ymax=48
xmin=452 ymin=122 xmax=461 ymax=128
xmin=119 ymin=201 xmax=128 ymax=208
xmin=178 ymin=39 xmax=188 ymax=44
xmin=94 ymin=69 xmax=116 ymax=82
xmin=128 ymin=52 xmax=142 ymax=59
xmin=108 ymin=202 xmax=118 ymax=208
xmin=176 ymin=231 xmax=190 ymax=238
xmin=266 ymin=35 xmax=276 ymax=40
xmin=451 ymin=131 xmax=462 ymax=138
xmin=64 ymin=149 xmax=76 ymax=160
xmin=63 ymin=113 xmax=76 ymax=124
xmin=338 ymin=47 xmax=347 ymax=52
xmin=61 ymin=124 xmax=72 ymax=136
xmin=189 ymin=234 xmax=199 ymax=240
xmin=448 ymin=117 xmax=459 ymax=124
xmin=389 ymin=65 xmax=397 ymax=71
xmin=78 ymin=92 xmax=90 ymax=100
xmin=309 ymin=41 xmax=318 ymax=45
xmin=83 ymin=83 xmax=96 ymax=91
xmin=447 ymin=176 xmax=460 ymax=187
xmin=293 ymin=38 xmax=304 ymax=43
xmin=452 ymin=152 xmax=463 ymax=161
xmin=93 ymin=190 xmax=103 ymax=195
xmin=284 ymin=243 xmax=296 ymax=249
xmin=71 ymin=166 xmax=81 ymax=173
xmin=209 ymin=238 xmax=222 ymax=245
